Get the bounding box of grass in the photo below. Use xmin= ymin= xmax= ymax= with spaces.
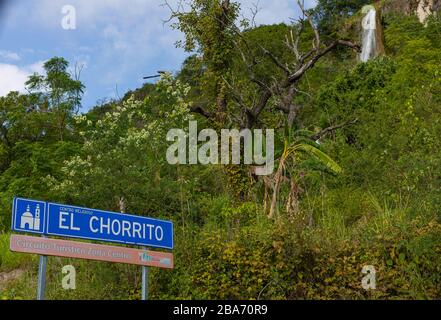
xmin=0 ymin=232 xmax=37 ymax=272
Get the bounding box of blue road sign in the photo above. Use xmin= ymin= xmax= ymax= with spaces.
xmin=11 ymin=198 xmax=174 ymax=250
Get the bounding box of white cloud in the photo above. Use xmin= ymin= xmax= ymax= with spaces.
xmin=20 ymin=0 xmax=186 ymax=83
xmin=238 ymin=0 xmax=317 ymax=25
xmin=0 ymin=61 xmax=45 ymax=96
xmin=0 ymin=50 xmax=21 ymax=61
xmin=0 ymin=0 xmax=318 ymax=105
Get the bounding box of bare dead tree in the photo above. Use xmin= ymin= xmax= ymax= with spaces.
xmin=248 ymin=1 xmax=261 ymax=29
xmin=225 ymin=1 xmax=361 ymax=128
xmin=163 ymin=0 xmax=360 ymax=129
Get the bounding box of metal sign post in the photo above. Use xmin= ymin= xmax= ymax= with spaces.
xmin=142 ymin=267 xmax=149 ymax=300
xmin=37 ymin=237 xmax=47 ymax=300
xmin=37 ymin=255 xmax=47 ymax=300
xmin=141 ymin=246 xmax=149 ymax=300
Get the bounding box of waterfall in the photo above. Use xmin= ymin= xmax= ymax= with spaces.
xmin=360 ymin=6 xmax=377 ymax=62
xmin=417 ymin=0 xmax=434 ymax=24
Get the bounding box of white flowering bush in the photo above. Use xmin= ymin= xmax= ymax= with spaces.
xmin=49 ymin=75 xmax=194 ymax=214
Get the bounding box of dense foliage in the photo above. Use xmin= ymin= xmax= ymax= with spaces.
xmin=1 ymin=1 xmax=441 ymax=300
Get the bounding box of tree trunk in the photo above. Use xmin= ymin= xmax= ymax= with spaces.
xmin=119 ymin=196 xmax=126 ymax=214
xmin=285 ymin=178 xmax=300 ymax=219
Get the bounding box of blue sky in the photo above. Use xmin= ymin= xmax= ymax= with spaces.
xmin=0 ymin=0 xmax=316 ymax=111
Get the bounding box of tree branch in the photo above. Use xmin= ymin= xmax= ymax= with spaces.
xmin=288 ymin=40 xmax=360 ymax=84
xmin=246 ymin=36 xmax=360 ymax=128
xmin=190 ymin=104 xmax=212 ymax=119
xmin=310 ymin=118 xmax=359 ymax=141
xmin=298 ymin=0 xmax=320 ymax=50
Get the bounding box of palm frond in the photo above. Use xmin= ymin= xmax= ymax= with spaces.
xmin=287 ymin=143 xmax=342 ymax=174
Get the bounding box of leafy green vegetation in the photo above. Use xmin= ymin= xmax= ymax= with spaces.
xmin=1 ymin=1 xmax=441 ymax=300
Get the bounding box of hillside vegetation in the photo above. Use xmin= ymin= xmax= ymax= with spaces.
xmin=1 ymin=1 xmax=441 ymax=299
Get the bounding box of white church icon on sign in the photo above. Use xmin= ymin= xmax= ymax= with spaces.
xmin=20 ymin=204 xmax=41 ymax=231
